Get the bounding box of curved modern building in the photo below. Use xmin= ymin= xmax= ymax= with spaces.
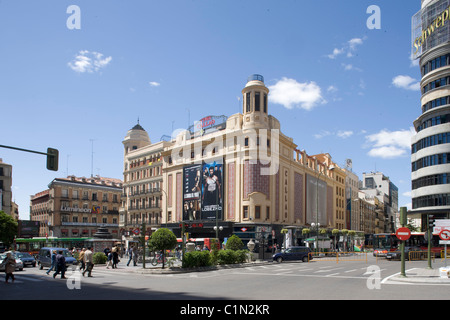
xmin=411 ymin=0 xmax=450 ymax=224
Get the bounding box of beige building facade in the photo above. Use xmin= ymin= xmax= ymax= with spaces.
xmin=157 ymin=75 xmax=347 ymax=247
xmin=0 ymin=158 xmax=13 ymax=217
xmin=31 ymin=176 xmax=122 ymax=238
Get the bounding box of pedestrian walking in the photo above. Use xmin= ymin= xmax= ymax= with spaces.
xmin=53 ymin=250 xmax=67 ymax=279
xmin=106 ymin=251 xmax=113 ymax=269
xmin=82 ymin=247 xmax=94 ymax=277
xmin=126 ymin=245 xmax=134 ymax=266
xmin=78 ymin=248 xmax=86 ymax=271
xmin=46 ymin=250 xmax=57 ymax=275
xmin=3 ymin=252 xmax=16 ymax=283
xmin=112 ymin=247 xmax=119 ymax=269
xmin=132 ymin=247 xmax=138 ymax=266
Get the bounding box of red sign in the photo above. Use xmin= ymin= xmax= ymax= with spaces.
xmin=396 ymin=227 xmax=411 ymax=241
xmin=439 ymin=229 xmax=450 ymax=241
xmin=132 ymin=228 xmax=140 ymax=235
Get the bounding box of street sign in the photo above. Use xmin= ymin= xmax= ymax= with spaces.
xmin=396 ymin=227 xmax=411 ymax=241
xmin=132 ymin=228 xmax=140 ymax=235
xmin=439 ymin=229 xmax=450 ymax=241
xmin=434 ymin=219 xmax=450 ymax=234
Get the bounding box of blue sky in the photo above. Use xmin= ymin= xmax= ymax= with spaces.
xmin=0 ymin=0 xmax=422 ymax=220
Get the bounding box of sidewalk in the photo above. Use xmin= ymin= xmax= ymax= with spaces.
xmin=386 ymin=267 xmax=450 ymax=284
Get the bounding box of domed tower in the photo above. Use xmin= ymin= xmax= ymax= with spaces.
xmin=242 ymin=74 xmax=270 ymax=130
xmin=122 ymin=120 xmax=151 ymax=157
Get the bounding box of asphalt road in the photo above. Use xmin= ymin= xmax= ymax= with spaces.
xmin=2 ymin=255 xmax=449 ymax=305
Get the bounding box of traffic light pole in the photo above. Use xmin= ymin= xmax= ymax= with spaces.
xmin=400 ymin=207 xmax=407 ymax=278
xmin=0 ymin=144 xmax=59 ymax=171
xmin=427 ymin=215 xmax=433 ymax=269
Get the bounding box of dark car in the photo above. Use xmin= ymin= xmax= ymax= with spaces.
xmin=386 ymin=246 xmax=422 ymax=260
xmin=14 ymin=252 xmax=36 ymax=267
xmin=273 ymin=246 xmax=312 ymax=263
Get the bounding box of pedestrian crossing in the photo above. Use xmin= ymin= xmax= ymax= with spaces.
xmin=169 ymin=263 xmax=382 ymax=280
xmin=3 ymin=263 xmax=387 ymax=284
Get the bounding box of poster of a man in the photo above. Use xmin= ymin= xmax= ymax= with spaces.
xmin=183 ymin=165 xmax=202 ymax=221
xmin=201 ymin=161 xmax=223 ymax=220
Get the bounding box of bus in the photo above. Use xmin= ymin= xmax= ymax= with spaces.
xmin=372 ymin=232 xmax=444 ymax=257
xmin=15 ymin=237 xmax=90 ymax=256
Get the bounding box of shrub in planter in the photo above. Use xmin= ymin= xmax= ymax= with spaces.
xmin=216 ymin=249 xmax=248 ymax=265
xmin=183 ymin=251 xmax=212 ymax=268
xmin=93 ymin=252 xmax=107 ymax=264
xmin=226 ymin=235 xmax=244 ymax=251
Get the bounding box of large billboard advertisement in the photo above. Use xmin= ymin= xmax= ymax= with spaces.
xmin=412 ymin=0 xmax=450 ymax=60
xmin=183 ymin=160 xmax=224 ymax=221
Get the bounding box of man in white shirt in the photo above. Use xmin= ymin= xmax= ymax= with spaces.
xmin=82 ymin=247 xmax=94 ymax=277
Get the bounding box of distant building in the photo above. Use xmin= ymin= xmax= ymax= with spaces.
xmin=0 ymin=158 xmax=13 ymax=218
xmin=31 ymin=176 xmax=123 ymax=238
xmin=361 ymin=172 xmax=398 ymax=233
xmin=120 ymin=122 xmax=171 ymax=245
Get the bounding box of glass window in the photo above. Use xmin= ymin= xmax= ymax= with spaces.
xmin=246 ymin=92 xmax=251 ymax=112
xmin=264 ymin=93 xmax=267 ymax=113
xmin=255 ymin=92 xmax=260 ymax=111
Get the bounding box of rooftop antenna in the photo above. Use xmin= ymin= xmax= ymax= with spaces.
xmin=89 ymin=139 xmax=96 ymax=178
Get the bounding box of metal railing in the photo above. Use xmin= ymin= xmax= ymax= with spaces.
xmin=310 ymin=252 xmax=368 ymax=263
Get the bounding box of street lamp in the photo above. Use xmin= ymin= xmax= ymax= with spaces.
xmin=311 ymin=222 xmax=320 ymax=253
xmin=314 ymin=164 xmax=335 ymax=252
xmin=213 ymin=225 xmax=223 ymax=240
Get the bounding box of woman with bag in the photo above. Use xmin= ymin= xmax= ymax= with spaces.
xmin=4 ymin=252 xmax=16 ymax=283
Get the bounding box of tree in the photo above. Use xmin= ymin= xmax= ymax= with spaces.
xmin=147 ymin=228 xmax=177 ymax=269
xmin=226 ymin=234 xmax=244 ymax=251
xmin=0 ymin=211 xmax=18 ymax=248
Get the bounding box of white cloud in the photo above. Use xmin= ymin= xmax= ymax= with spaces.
xmin=342 ymin=63 xmax=362 ymax=72
xmin=365 ymin=128 xmax=415 ymax=159
xmin=68 ymin=50 xmax=112 ymax=73
xmin=337 ymin=130 xmax=354 ymax=139
xmin=327 ymin=85 xmax=338 ymax=93
xmin=328 ymin=48 xmax=344 ymax=59
xmin=268 ymin=77 xmax=326 ymax=110
xmin=392 ymin=75 xmax=420 ymax=91
xmin=314 ymin=130 xmax=353 ymax=139
xmin=327 ymin=37 xmax=366 ymax=60
xmin=149 ymin=81 xmax=160 ymax=87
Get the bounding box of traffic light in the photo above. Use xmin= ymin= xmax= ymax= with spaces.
xmin=46 ymin=148 xmax=59 ymax=171
xmin=428 ymin=215 xmax=435 ymax=230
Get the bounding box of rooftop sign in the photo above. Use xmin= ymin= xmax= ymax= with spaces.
xmin=412 ymin=0 xmax=450 ymax=60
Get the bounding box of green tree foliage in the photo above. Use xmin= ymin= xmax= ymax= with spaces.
xmin=225 ymin=234 xmax=244 ymax=251
xmin=0 ymin=211 xmax=18 ymax=247
xmin=147 ymin=228 xmax=177 ymax=268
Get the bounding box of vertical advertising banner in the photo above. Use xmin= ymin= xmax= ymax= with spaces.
xmin=201 ymin=160 xmax=223 ymax=220
xmin=182 ymin=160 xmax=224 ymax=221
xmin=183 ymin=164 xmax=202 ymax=221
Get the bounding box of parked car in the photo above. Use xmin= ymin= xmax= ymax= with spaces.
xmin=0 ymin=252 xmax=24 ymax=271
xmin=273 ymin=246 xmax=312 ymax=263
xmin=37 ymin=247 xmax=78 ymax=269
xmin=14 ymin=252 xmax=36 ymax=267
xmin=386 ymin=246 xmax=422 ymax=260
